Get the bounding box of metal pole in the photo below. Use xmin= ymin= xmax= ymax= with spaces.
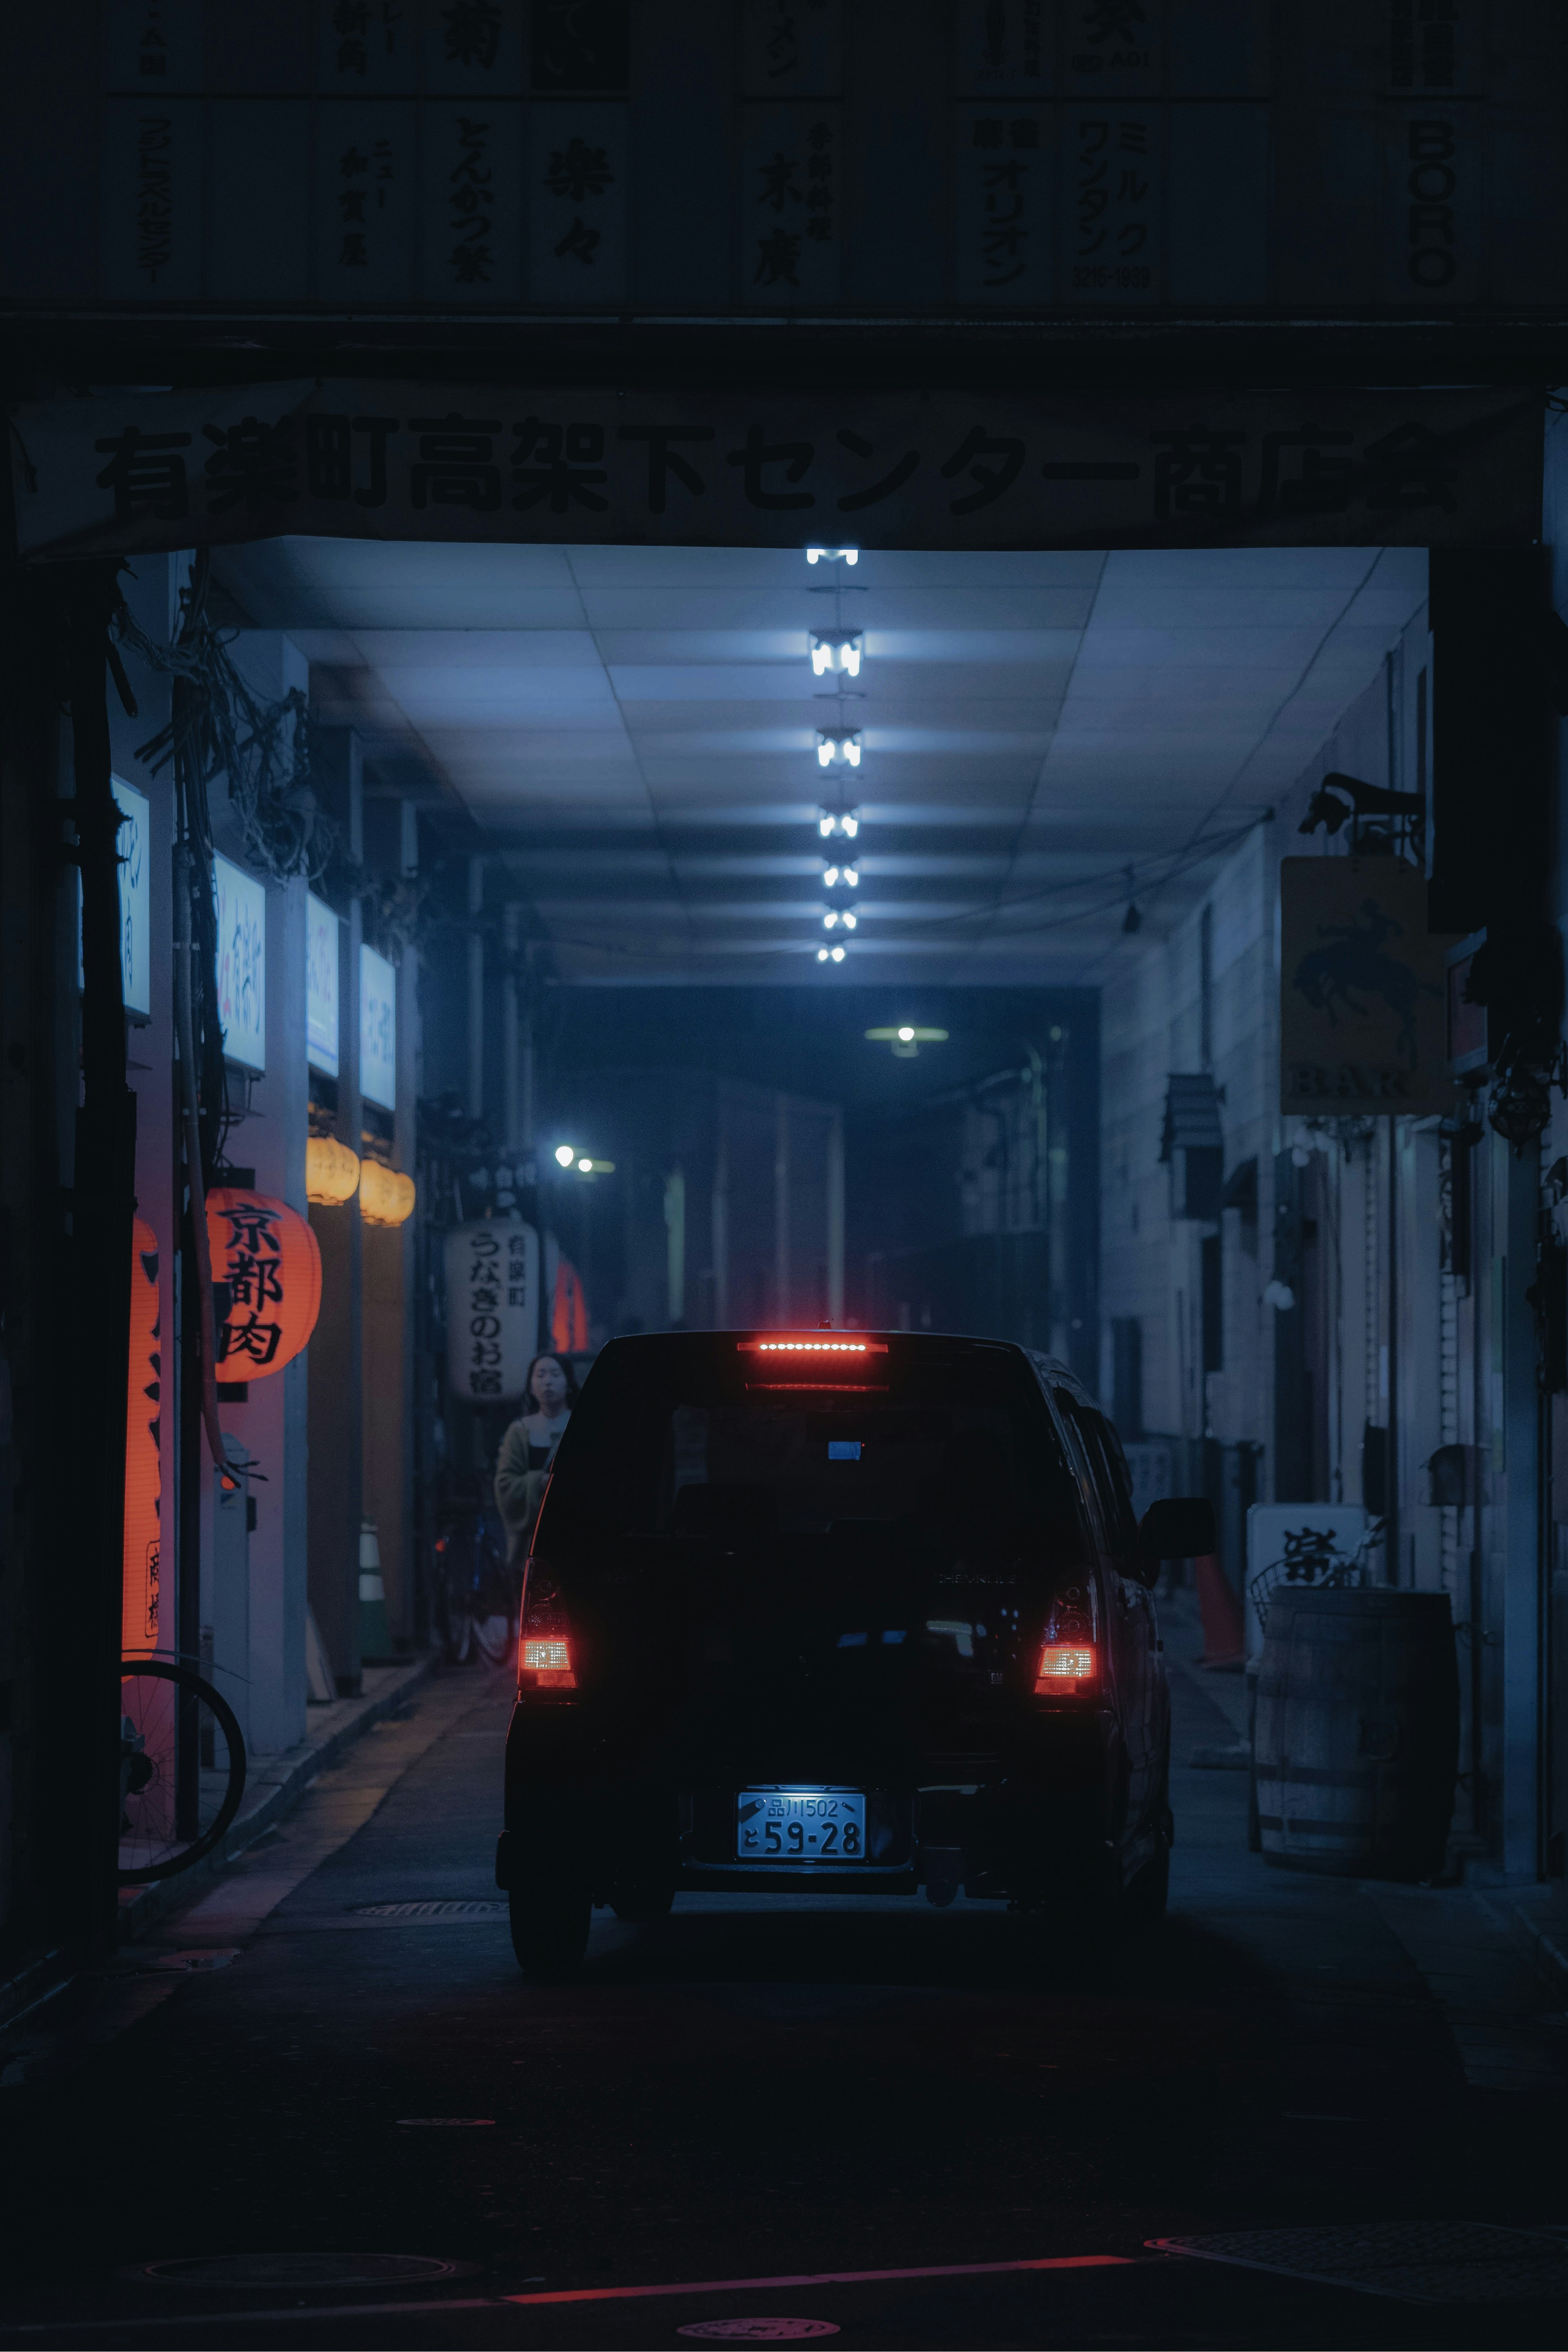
xmin=1387 ymin=1115 xmax=1399 ymax=1583
xmin=774 ymin=1093 xmax=791 ymax=1324
xmin=466 ymin=856 xmax=484 ymax=1122
xmin=826 ymin=1107 xmax=844 ymax=1325
xmin=712 ymin=1109 xmax=729 ymax=1326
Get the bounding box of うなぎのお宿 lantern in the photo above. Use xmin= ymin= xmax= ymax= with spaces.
xmin=205 ymin=1189 xmax=322 ymax=1377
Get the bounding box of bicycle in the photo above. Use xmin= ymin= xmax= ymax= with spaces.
xmin=118 ymin=1658 xmax=247 ymax=1884
xmin=432 ymin=1499 xmax=517 ymax=1668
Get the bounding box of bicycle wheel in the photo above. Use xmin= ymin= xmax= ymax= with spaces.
xmin=433 ymin=1525 xmax=474 ymax=1666
xmin=471 ymin=1523 xmax=517 ymax=1668
xmin=118 ymin=1661 xmax=247 ymax=1884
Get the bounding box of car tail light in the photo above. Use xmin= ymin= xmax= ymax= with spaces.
xmin=1035 ymin=1643 xmax=1097 ymax=1694
xmin=518 ymin=1565 xmax=577 ymax=1692
xmin=1033 ymin=1583 xmax=1099 ymax=1698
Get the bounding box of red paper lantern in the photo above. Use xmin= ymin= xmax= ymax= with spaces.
xmin=122 ymin=1217 xmax=163 ymax=1656
xmin=206 ymin=1188 xmax=323 ymax=1379
xmin=551 ymin=1256 xmax=589 ymax=1354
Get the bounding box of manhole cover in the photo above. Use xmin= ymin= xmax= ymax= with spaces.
xmin=352 ymin=1899 xmax=508 ymax=1920
xmin=677 ymin=2326 xmax=840 ymax=2344
xmin=131 ymin=2254 xmax=468 ymax=2289
xmin=1150 ymin=2224 xmax=1568 ymax=2305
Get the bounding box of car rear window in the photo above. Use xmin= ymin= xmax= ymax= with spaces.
xmin=536 ymin=1334 xmax=1090 ymax=1574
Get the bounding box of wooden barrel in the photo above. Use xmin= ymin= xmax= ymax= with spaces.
xmin=1254 ymin=1587 xmax=1459 ymax=1880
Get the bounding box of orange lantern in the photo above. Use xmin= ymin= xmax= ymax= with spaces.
xmin=358 ymin=1161 xmax=416 ymax=1227
xmin=206 ymin=1187 xmax=323 ymax=1379
xmin=551 ymin=1256 xmax=589 ymax=1354
xmin=122 ymin=1217 xmax=163 ymax=1655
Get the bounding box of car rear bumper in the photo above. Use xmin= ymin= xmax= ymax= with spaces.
xmin=500 ymin=1712 xmax=1124 ymax=1904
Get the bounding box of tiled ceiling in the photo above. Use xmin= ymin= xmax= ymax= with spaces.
xmin=214 ymin=539 xmax=1427 ymax=987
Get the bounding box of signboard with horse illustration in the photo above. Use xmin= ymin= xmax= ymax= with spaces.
xmin=1280 ymin=856 xmax=1455 ymax=1117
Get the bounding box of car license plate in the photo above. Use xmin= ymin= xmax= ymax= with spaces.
xmin=735 ymin=1788 xmax=866 ymax=1863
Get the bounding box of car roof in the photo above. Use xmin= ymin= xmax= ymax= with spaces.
xmin=590 ymin=1327 xmax=1095 ymax=1410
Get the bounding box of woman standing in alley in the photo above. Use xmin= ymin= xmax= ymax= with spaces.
xmin=494 ymin=1351 xmax=581 ymax=1566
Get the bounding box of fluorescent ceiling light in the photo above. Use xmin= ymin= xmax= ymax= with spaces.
xmin=806 ymin=547 xmax=858 ymax=565
xmin=810 ymin=632 xmax=862 ymax=677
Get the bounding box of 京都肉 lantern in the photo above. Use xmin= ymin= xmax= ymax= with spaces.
xmin=206 ymin=1188 xmax=323 ymax=1378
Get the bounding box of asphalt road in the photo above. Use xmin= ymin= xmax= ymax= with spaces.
xmin=5 ymin=1607 xmax=1568 ymax=2350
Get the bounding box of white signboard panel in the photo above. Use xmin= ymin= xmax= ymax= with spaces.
xmin=359 ymin=942 xmax=396 ymax=1111
xmin=213 ymin=851 xmax=266 ymax=1073
xmin=445 ymin=1219 xmax=540 ymax=1404
xmin=305 ymin=891 xmax=339 ymax=1078
xmin=113 ymin=775 xmax=151 ymax=1018
xmin=1245 ymin=1505 xmax=1377 ymax=1659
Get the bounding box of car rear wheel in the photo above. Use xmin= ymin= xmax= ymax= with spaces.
xmin=508 ymin=1875 xmax=591 ymax=1980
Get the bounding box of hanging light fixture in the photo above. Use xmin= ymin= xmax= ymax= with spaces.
xmin=359 ymin=1162 xmax=417 ymax=1227
xmin=806 ymin=547 xmax=858 ymax=565
xmin=822 ymin=863 xmax=859 ymax=890
xmin=305 ymin=1134 xmax=361 ymax=1206
xmin=810 ymin=632 xmax=862 ymax=677
xmin=817 ymin=944 xmax=848 ymax=964
xmin=818 ymin=809 xmax=861 ymax=840
xmin=816 ymin=730 xmax=862 ymax=768
xmin=865 ymin=1025 xmax=949 ymax=1059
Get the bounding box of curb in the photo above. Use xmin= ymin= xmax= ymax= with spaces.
xmin=116 ymin=1650 xmax=441 ymax=1947
xmin=1502 ymin=1889 xmax=1568 ymax=2006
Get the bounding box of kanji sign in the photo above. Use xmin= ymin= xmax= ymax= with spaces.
xmin=306 ymin=891 xmax=339 ymax=1078
xmin=445 ymin=1218 xmax=540 ymax=1403
xmin=214 ymin=852 xmax=266 ymax=1073
xmin=359 ymin=942 xmax=397 ymax=1111
xmin=11 ymin=380 xmax=1541 ymax=557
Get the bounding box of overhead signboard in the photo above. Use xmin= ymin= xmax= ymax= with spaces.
xmin=8 ymin=381 xmax=1541 ymax=560
xmin=444 ymin=1219 xmax=540 ymax=1404
xmin=305 ymin=891 xmax=339 ymax=1078
xmin=1279 ymin=857 xmax=1454 ymax=1118
xmin=359 ymin=942 xmax=397 ymax=1112
xmin=213 ymin=852 xmax=267 ymax=1074
xmin=24 ymin=10 xmax=1556 ymax=321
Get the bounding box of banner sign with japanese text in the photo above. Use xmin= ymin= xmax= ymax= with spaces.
xmin=305 ymin=891 xmax=339 ymax=1078
xmin=445 ymin=1218 xmax=540 ymax=1404
xmin=1280 ymin=857 xmax=1457 ymax=1118
xmin=359 ymin=942 xmax=397 ymax=1112
xmin=214 ymin=851 xmax=267 ymax=1074
xmin=8 ymin=381 xmax=1541 ymax=560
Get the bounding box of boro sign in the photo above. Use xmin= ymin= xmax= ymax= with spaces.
xmin=8 ymin=381 xmax=1541 ymax=559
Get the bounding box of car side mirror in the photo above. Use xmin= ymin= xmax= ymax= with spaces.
xmin=1139 ymin=1495 xmax=1216 ymax=1563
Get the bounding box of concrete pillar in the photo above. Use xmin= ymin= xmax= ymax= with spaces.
xmin=307 ymin=731 xmax=363 ymax=1695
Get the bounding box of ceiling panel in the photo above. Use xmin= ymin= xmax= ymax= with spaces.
xmin=211 ymin=538 xmax=1426 ymax=987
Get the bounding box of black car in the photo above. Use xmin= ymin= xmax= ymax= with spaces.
xmin=496 ymin=1329 xmax=1214 ymax=1978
